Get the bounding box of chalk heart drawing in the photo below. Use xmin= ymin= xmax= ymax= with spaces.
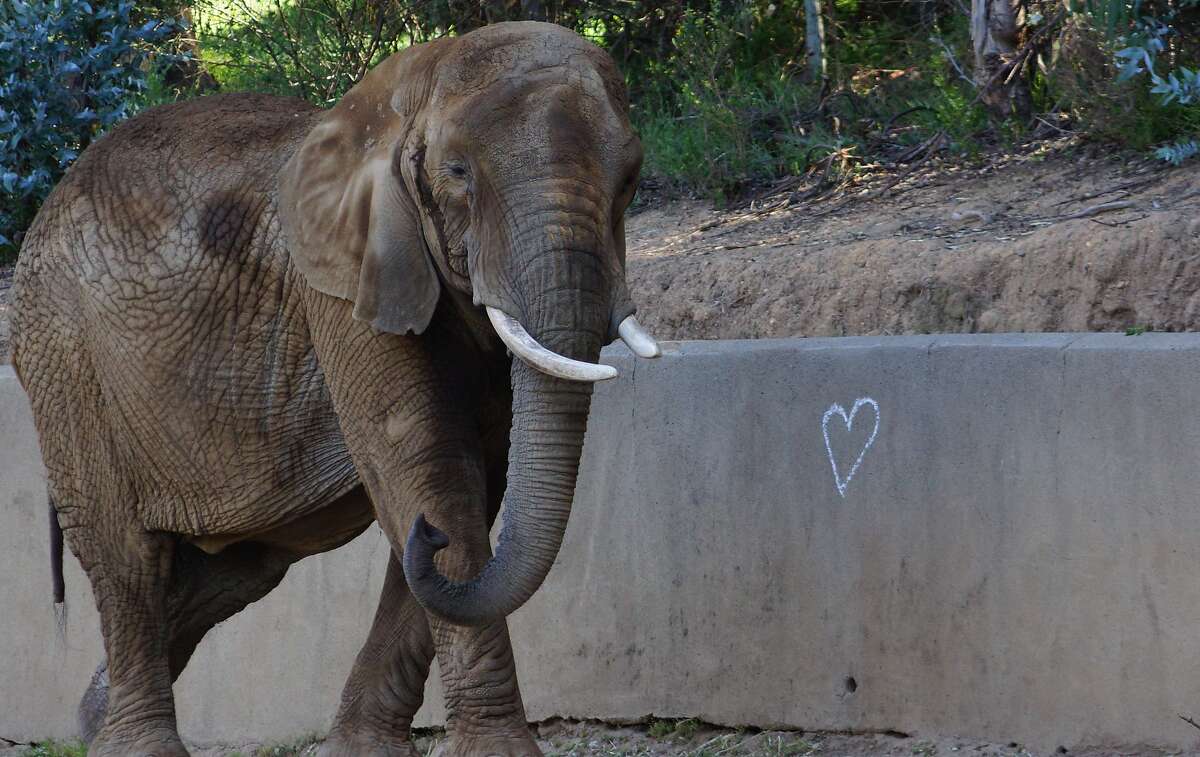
xmin=821 ymin=397 xmax=880 ymax=498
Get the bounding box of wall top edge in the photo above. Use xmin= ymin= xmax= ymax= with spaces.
xmin=600 ymin=331 xmax=1200 ymax=360
xmin=3 ymin=332 xmax=1196 ymax=385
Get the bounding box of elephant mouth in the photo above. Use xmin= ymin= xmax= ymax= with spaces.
xmin=485 ymin=306 xmax=660 ymax=382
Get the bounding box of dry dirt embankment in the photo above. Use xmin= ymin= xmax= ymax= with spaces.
xmin=626 ymin=148 xmax=1199 ymax=341
xmin=1 ymin=147 xmax=1197 ymax=365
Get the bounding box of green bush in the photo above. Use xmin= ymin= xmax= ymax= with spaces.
xmin=0 ymin=0 xmax=180 ymax=262
xmin=633 ymin=3 xmax=984 ymax=202
xmin=19 ymin=741 xmax=87 ymax=757
xmin=7 ymin=0 xmax=1196 ymax=255
xmin=188 ymin=0 xmax=710 ymax=106
xmin=1063 ymin=0 xmax=1200 ymax=161
xmin=191 ymin=0 xmax=426 ymax=104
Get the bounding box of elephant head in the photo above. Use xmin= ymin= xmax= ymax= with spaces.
xmin=277 ymin=22 xmax=658 ymax=625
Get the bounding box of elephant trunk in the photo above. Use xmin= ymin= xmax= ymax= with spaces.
xmin=402 ymin=361 xmax=595 ymax=626
xmin=403 ymin=214 xmax=608 ymax=626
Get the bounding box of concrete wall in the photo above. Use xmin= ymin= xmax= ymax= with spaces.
xmin=5 ymin=335 xmax=1200 ymax=751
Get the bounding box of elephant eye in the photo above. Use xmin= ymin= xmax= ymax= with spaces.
xmin=446 ymin=163 xmax=468 ymax=180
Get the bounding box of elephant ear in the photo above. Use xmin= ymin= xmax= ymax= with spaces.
xmin=278 ymin=55 xmax=441 ymax=335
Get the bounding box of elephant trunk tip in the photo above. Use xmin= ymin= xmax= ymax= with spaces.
xmin=402 ymin=513 xmax=480 ymax=622
xmin=405 ymin=513 xmax=450 ymax=559
xmin=402 ymin=514 xmax=526 ymax=628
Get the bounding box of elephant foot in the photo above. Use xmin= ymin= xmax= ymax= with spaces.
xmin=431 ymin=731 xmax=543 ymax=757
xmin=88 ymin=724 xmax=190 ymax=757
xmin=318 ymin=728 xmax=421 ymax=757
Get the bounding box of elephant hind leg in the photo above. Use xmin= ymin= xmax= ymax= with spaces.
xmin=78 ymin=529 xmax=189 ymax=757
xmin=79 ymin=540 xmax=298 ymax=750
xmin=162 ymin=539 xmax=298 ymax=676
xmin=321 ymin=551 xmax=433 ymax=757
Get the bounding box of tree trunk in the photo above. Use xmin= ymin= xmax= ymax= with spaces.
xmin=971 ymin=0 xmax=1031 ymax=120
xmin=805 ymin=0 xmax=826 ymax=83
xmin=521 ymin=0 xmax=545 ymax=22
xmin=159 ymin=6 xmax=218 ymax=93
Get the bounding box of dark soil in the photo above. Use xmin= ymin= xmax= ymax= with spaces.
xmin=624 ymin=141 xmax=1199 ymax=342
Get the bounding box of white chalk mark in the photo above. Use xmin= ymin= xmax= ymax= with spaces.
xmin=822 ymin=397 xmax=880 ymax=498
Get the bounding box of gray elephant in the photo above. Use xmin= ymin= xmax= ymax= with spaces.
xmin=10 ymin=21 xmax=659 ymax=757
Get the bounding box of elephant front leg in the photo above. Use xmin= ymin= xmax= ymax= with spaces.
xmin=321 ymin=552 xmax=435 ymax=757
xmin=430 ymin=616 xmax=541 ymax=757
xmin=424 ymin=507 xmax=541 ymax=757
xmin=357 ymin=442 xmax=540 ymax=756
xmin=368 ymin=483 xmax=540 ymax=757
xmin=305 ymin=302 xmax=540 ymax=756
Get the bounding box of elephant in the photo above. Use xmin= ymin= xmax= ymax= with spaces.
xmin=10 ymin=21 xmax=660 ymax=757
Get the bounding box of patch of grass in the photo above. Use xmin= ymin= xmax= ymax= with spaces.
xmin=19 ymin=742 xmax=87 ymax=757
xmin=253 ymin=732 xmax=322 ymax=756
xmin=673 ymin=718 xmax=701 ymax=740
xmin=1125 ymin=325 xmax=1149 ymax=336
xmin=547 ymin=737 xmax=656 ymax=756
xmin=646 ymin=718 xmax=675 ymax=739
xmin=758 ymin=733 xmax=824 ymax=756
xmin=640 ymin=716 xmax=705 ymax=742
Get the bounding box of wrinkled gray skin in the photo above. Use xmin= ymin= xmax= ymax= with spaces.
xmin=11 ymin=22 xmax=646 ymax=757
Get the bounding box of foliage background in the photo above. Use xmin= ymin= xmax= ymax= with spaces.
xmin=1 ymin=0 xmax=1198 ymax=261
xmin=0 ymin=0 xmax=178 ymax=256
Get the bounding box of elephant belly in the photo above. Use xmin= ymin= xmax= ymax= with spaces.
xmin=187 ymin=484 xmax=375 ymax=556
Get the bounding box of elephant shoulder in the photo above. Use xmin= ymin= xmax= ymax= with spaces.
xmin=61 ymin=93 xmax=320 ymax=198
xmin=43 ymin=95 xmax=317 ymax=278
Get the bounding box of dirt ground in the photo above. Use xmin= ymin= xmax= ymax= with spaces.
xmin=623 ymin=140 xmax=1199 ymax=341
xmin=4 ymin=719 xmax=1194 ymax=757
xmin=1 ymin=140 xmax=1196 ymax=367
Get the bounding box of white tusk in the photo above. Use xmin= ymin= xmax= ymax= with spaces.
xmin=617 ymin=315 xmax=662 ymax=359
xmin=486 ymin=306 xmax=617 ymax=382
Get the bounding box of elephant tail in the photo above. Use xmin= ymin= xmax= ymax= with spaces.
xmin=49 ymin=495 xmax=64 ymax=605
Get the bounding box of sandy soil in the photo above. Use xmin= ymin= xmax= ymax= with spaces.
xmin=5 ymin=719 xmax=1192 ymax=757
xmin=624 ymin=141 xmax=1199 ymax=342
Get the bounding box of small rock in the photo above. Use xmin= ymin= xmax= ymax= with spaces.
xmin=977 ymin=310 xmax=1002 ymax=332
xmin=864 ymin=219 xmax=907 ymax=236
xmin=950 ymin=208 xmax=993 ymax=226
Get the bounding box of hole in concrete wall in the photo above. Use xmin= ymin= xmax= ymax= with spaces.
xmin=844 ymin=676 xmax=858 ymax=693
